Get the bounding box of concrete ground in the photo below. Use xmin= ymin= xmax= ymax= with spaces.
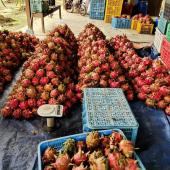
xmin=19 ymin=8 xmax=154 ymax=43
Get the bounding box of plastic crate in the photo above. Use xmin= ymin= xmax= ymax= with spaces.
xmin=136 ymin=22 xmax=154 ymax=34
xmin=38 ymin=129 xmax=146 ymax=170
xmin=90 ymin=11 xmax=105 ymax=20
xmin=131 ymin=19 xmax=138 ymax=30
xmin=30 ymin=0 xmax=49 ymax=13
xmin=154 ymin=28 xmax=165 ymax=53
xmin=158 ymin=17 xmax=169 ymax=34
xmin=82 ymin=88 xmax=139 ymax=143
xmin=163 ymin=2 xmax=170 ymax=20
xmin=166 ymin=23 xmax=170 ymax=42
xmin=138 ymin=1 xmax=148 ymax=15
xmin=104 ymin=0 xmax=123 ymax=23
xmin=90 ymin=0 xmax=105 ymax=12
xmin=160 ymin=38 xmax=170 ymax=70
xmin=112 ymin=17 xmax=131 ymax=29
xmin=90 ymin=0 xmax=106 ymax=20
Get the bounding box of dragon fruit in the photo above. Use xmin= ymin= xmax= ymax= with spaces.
xmin=72 ymin=164 xmax=88 ymax=170
xmin=63 ymin=138 xmax=76 ymax=156
xmin=21 ymin=79 xmax=31 ymax=87
xmin=53 ymin=154 xmax=71 ymax=170
xmin=8 ymin=99 xmax=19 ymax=109
xmin=32 ymin=77 xmax=39 ymax=86
xmin=108 ymin=152 xmax=126 ymax=170
xmin=22 ymin=109 xmax=33 ymax=119
xmin=24 ymin=69 xmax=34 ymax=79
xmin=40 ymin=77 xmax=49 ymax=85
xmin=1 ymin=106 xmax=11 ymax=118
xmin=42 ymin=147 xmax=57 ymax=164
xmin=36 ymin=69 xmax=45 ymax=78
xmin=28 ymin=99 xmax=37 ymax=107
xmin=13 ymin=109 xmax=22 ymax=119
xmin=125 ymin=159 xmax=140 ymax=170
xmin=44 ymin=165 xmax=55 ymax=170
xmin=73 ymin=146 xmax=87 ymax=166
xmin=86 ymin=131 xmax=100 ymax=150
xmin=119 ymin=140 xmax=134 ymax=158
xmin=19 ymin=101 xmax=28 ymax=110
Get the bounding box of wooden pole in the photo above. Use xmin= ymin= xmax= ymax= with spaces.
xmin=25 ymin=0 xmax=31 ymax=28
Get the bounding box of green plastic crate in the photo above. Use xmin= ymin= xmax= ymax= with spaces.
xmin=158 ymin=17 xmax=169 ymax=34
xmin=30 ymin=0 xmax=49 ymax=13
xmin=166 ymin=23 xmax=170 ymax=42
xmin=82 ymin=88 xmax=139 ymax=143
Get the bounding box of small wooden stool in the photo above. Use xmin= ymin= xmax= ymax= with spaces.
xmin=30 ymin=5 xmax=62 ymax=33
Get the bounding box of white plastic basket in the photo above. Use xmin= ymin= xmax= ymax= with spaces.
xmin=154 ymin=27 xmax=165 ymax=53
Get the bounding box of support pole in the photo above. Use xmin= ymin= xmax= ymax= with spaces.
xmin=25 ymin=0 xmax=31 ymax=29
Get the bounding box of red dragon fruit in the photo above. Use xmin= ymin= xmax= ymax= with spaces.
xmin=125 ymin=159 xmax=140 ymax=170
xmin=8 ymin=99 xmax=19 ymax=109
xmin=28 ymin=99 xmax=37 ymax=107
xmin=108 ymin=152 xmax=126 ymax=170
xmin=53 ymin=154 xmax=71 ymax=170
xmin=21 ymin=79 xmax=31 ymax=88
xmin=42 ymin=147 xmax=57 ymax=164
xmin=1 ymin=106 xmax=12 ymax=118
xmin=45 ymin=62 xmax=55 ymax=71
xmin=50 ymin=89 xmax=59 ymax=98
xmin=72 ymin=164 xmax=88 ymax=170
xmin=13 ymin=109 xmax=22 ymax=119
xmin=46 ymin=71 xmax=56 ymax=79
xmin=32 ymin=77 xmax=39 ymax=86
xmin=37 ymin=99 xmax=46 ymax=107
xmin=36 ymin=69 xmax=45 ymax=78
xmin=19 ymin=101 xmax=28 ymax=110
xmin=40 ymin=77 xmax=49 ymax=85
xmin=22 ymin=109 xmax=33 ymax=119
xmin=73 ymin=147 xmax=87 ymax=166
xmin=48 ymin=98 xmax=58 ymax=104
xmin=165 ymin=105 xmax=170 ymax=116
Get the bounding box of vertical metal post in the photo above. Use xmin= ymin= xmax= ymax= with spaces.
xmin=25 ymin=0 xmax=31 ymax=28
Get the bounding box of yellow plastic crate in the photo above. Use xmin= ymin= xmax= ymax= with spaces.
xmin=104 ymin=6 xmax=122 ymax=23
xmin=104 ymin=14 xmax=112 ymax=23
xmin=131 ymin=19 xmax=138 ymax=30
xmin=104 ymin=0 xmax=123 ymax=23
xmin=136 ymin=22 xmax=154 ymax=34
xmin=106 ymin=0 xmax=123 ymax=7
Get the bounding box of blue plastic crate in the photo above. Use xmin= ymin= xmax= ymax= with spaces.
xmin=111 ymin=17 xmax=131 ymax=28
xmin=158 ymin=17 xmax=169 ymax=34
xmin=90 ymin=0 xmax=106 ymax=20
xmin=138 ymin=1 xmax=148 ymax=15
xmin=82 ymin=88 xmax=139 ymax=143
xmin=90 ymin=11 xmax=105 ymax=20
xmin=38 ymin=129 xmax=146 ymax=170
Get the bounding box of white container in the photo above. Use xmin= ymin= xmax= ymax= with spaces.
xmin=154 ymin=27 xmax=165 ymax=53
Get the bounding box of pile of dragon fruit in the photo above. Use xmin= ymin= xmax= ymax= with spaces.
xmin=0 ymin=30 xmax=39 ymax=93
xmin=1 ymin=25 xmax=79 ymax=119
xmin=76 ymin=23 xmax=134 ymax=101
xmin=42 ymin=131 xmax=140 ymax=170
xmin=109 ymin=35 xmax=170 ymax=115
xmin=0 ymin=23 xmax=170 ymax=119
